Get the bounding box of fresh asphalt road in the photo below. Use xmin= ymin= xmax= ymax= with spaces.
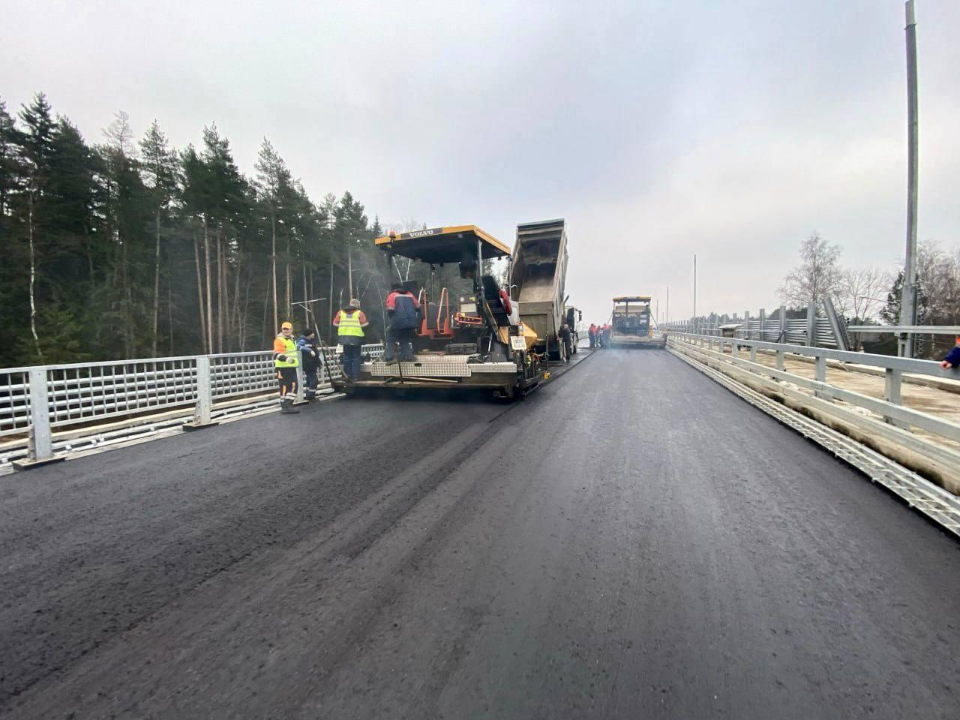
xmin=2 ymin=349 xmax=959 ymax=719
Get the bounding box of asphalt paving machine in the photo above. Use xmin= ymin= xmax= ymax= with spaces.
xmin=332 ymin=225 xmax=544 ymax=399
xmin=609 ymin=296 xmax=666 ymax=348
xmin=510 ymin=219 xmax=572 ymax=362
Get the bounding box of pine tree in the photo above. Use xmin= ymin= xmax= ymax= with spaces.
xmin=46 ymin=118 xmax=99 ymax=356
xmin=139 ymin=121 xmax=179 ymax=356
xmin=0 ymin=93 xmax=396 ymax=364
xmin=0 ymin=98 xmax=19 ymax=222
xmin=255 ymin=139 xmax=295 ymax=327
xmin=18 ymin=93 xmax=56 ymax=362
xmin=882 ymin=270 xmax=928 ymax=326
xmin=99 ymin=111 xmax=152 ymax=357
xmin=180 ymin=145 xmax=212 ymax=352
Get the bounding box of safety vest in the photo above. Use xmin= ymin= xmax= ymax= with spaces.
xmin=275 ymin=334 xmax=299 ymax=368
xmin=338 ymin=310 xmax=364 ymax=338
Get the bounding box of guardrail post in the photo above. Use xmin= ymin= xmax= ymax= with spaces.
xmin=744 ymin=310 xmax=750 ymax=339
xmin=28 ymin=367 xmax=52 ymax=460
xmin=779 ymin=305 xmax=786 ymax=342
xmin=28 ymin=368 xmax=52 ymax=460
xmin=13 ymin=367 xmax=63 ymax=469
xmin=750 ymin=344 xmax=757 ymax=363
xmin=806 ymin=302 xmax=817 ymax=347
xmin=815 ymin=354 xmax=827 ymax=382
xmin=776 ymin=349 xmax=785 ymax=371
xmin=884 ymin=368 xmax=902 ymax=404
xmin=294 ymin=363 xmax=308 ymax=404
xmin=884 ymin=368 xmax=909 ymax=429
xmin=813 ymin=352 xmax=828 ymax=399
xmin=185 ymin=356 xmax=218 ymax=431
xmin=759 ymin=308 xmax=766 ymax=341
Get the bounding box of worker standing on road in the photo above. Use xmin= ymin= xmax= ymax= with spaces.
xmin=273 ymin=321 xmax=300 ymax=414
xmin=384 ymin=283 xmax=421 ymax=363
xmin=588 ymin=324 xmax=597 ymax=349
xmin=602 ymin=324 xmax=611 ymax=348
xmin=941 ymin=336 xmax=960 ymax=369
xmin=296 ymin=327 xmax=320 ymax=399
xmin=333 ymin=298 xmax=369 ymax=381
xmin=559 ymin=323 xmax=572 ymax=361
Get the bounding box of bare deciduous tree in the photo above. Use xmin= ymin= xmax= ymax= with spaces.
xmin=839 ymin=267 xmax=890 ymax=323
xmin=779 ymin=232 xmax=843 ymax=309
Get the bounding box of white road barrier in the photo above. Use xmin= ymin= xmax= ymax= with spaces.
xmin=0 ymin=345 xmax=385 ymax=469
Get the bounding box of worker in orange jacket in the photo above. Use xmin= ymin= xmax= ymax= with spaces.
xmin=273 ymin=321 xmax=300 ymax=414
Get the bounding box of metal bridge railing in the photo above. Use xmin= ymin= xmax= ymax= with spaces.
xmin=1 ymin=343 xmax=386 ymax=468
xmin=667 ymin=332 xmax=960 ymax=471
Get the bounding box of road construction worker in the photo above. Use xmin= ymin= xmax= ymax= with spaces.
xmin=559 ymin=323 xmax=572 ymax=361
xmin=601 ymin=324 xmax=611 ymax=348
xmin=333 ymin=298 xmax=369 ymax=381
xmin=941 ymin=336 xmax=960 ymax=369
xmin=296 ymin=328 xmax=321 ymax=399
xmin=588 ymin=323 xmax=597 ymax=349
xmin=273 ymin=321 xmax=300 ymax=414
xmin=384 ymin=283 xmax=421 ymax=363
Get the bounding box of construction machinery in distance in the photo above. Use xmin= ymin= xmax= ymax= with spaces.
xmin=510 ymin=219 xmax=573 ymax=362
xmin=331 ymin=225 xmax=544 ymax=399
xmin=609 ymin=296 xmax=666 ymax=349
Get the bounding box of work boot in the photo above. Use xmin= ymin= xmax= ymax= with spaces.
xmin=280 ymin=399 xmax=299 ymax=414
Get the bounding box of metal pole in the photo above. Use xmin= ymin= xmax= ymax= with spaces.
xmin=28 ymin=368 xmax=52 ymax=460
xmin=666 ymin=286 xmax=669 ymax=325
xmin=900 ymin=0 xmax=919 ymax=357
xmin=693 ymin=255 xmax=697 ymax=324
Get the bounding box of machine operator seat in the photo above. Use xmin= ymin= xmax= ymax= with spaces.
xmin=481 ymin=274 xmax=513 ymax=326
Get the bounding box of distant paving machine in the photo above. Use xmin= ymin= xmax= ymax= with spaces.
xmin=332 ymin=225 xmax=544 ymax=399
xmin=510 ymin=219 xmax=573 ymax=362
xmin=609 ymin=296 xmax=666 ymax=348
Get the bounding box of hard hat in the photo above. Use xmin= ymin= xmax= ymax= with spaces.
xmin=281 ymin=321 xmax=293 ymax=330
xmin=349 ymin=298 xmax=361 ymax=309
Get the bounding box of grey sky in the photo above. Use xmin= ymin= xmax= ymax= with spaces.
xmin=3 ymin=0 xmax=958 ymax=323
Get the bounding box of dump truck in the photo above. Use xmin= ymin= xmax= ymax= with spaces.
xmin=510 ymin=219 xmax=571 ymax=362
xmin=609 ymin=296 xmax=666 ymax=348
xmin=331 ymin=225 xmax=544 ymax=399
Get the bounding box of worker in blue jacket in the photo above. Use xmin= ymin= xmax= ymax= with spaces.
xmin=296 ymin=328 xmax=321 ymax=398
xmin=941 ymin=336 xmax=960 ymax=369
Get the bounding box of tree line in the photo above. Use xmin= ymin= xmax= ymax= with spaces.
xmin=0 ymin=92 xmax=414 ymax=367
xmin=778 ymin=232 xmax=959 ymax=356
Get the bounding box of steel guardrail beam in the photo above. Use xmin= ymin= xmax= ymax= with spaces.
xmin=669 ymin=332 xmax=956 ymax=379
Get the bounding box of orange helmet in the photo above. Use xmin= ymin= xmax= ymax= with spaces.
xmin=281 ymin=321 xmax=293 ymax=331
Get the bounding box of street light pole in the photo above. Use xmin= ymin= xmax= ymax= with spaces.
xmin=900 ymin=0 xmax=920 ymax=357
xmin=693 ymin=255 xmax=697 ymax=326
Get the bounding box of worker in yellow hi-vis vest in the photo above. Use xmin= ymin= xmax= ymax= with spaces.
xmin=273 ymin=321 xmax=300 ymax=414
xmin=333 ymin=298 xmax=370 ymax=381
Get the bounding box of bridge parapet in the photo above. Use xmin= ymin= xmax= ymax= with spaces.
xmin=1 ymin=344 xmax=385 ymax=469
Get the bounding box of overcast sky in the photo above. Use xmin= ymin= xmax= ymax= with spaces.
xmin=3 ymin=0 xmax=958 ymax=323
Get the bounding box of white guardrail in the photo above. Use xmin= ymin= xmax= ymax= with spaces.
xmin=667 ymin=332 xmax=960 ymax=536
xmin=0 ymin=344 xmax=385 ymax=469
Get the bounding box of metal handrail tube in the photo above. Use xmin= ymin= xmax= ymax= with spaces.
xmin=674 ymin=337 xmax=960 ymax=445
xmin=670 ymin=332 xmax=955 ymax=379
xmin=671 ymin=338 xmax=960 ymax=474
xmin=846 ymin=325 xmax=960 ymax=334
xmin=2 ymin=343 xmax=389 ymax=465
